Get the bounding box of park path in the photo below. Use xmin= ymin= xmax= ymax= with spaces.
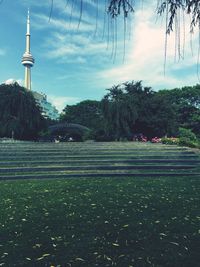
xmin=0 ymin=142 xmax=200 ymax=179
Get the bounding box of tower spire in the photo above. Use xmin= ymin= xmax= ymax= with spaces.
xmin=21 ymin=9 xmax=34 ymax=90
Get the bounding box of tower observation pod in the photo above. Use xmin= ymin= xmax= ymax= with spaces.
xmin=21 ymin=9 xmax=34 ymax=90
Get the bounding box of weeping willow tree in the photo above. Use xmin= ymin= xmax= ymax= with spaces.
xmin=1 ymin=0 xmax=200 ymax=38
xmin=49 ymin=0 xmax=200 ymax=27
xmin=108 ymin=0 xmax=200 ymax=61
xmin=0 ymin=0 xmax=199 ymax=59
xmin=101 ymin=81 xmax=154 ymax=140
xmin=0 ymin=83 xmax=46 ymax=140
xmin=47 ymin=1 xmax=200 ymax=62
xmin=101 ymin=0 xmax=200 ymax=34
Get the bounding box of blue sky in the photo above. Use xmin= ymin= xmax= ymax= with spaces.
xmin=0 ymin=0 xmax=199 ymax=112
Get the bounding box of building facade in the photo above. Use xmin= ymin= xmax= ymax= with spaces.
xmin=32 ymin=91 xmax=59 ymax=121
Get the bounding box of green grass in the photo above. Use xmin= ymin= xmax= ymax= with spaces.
xmin=0 ymin=176 xmax=200 ymax=267
xmin=0 ymin=141 xmax=200 ymax=266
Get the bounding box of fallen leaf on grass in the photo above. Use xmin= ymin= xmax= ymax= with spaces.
xmin=159 ymin=233 xmax=167 ymax=236
xmin=75 ymin=258 xmax=85 ymax=262
xmin=36 ymin=254 xmax=50 ymax=261
xmin=169 ymin=242 xmax=179 ymax=246
xmin=36 ymin=257 xmax=44 ymax=261
xmin=104 ymin=255 xmax=112 ymax=261
xmin=112 ymin=243 xmax=119 ymax=247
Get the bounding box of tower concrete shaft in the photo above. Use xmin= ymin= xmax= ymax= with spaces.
xmin=21 ymin=10 xmax=34 ymax=90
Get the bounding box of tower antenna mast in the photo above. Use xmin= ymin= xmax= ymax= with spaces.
xmin=21 ymin=9 xmax=35 ymax=90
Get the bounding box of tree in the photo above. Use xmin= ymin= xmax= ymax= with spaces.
xmin=50 ymin=1 xmax=200 ymax=36
xmin=43 ymin=1 xmax=200 ymax=69
xmin=107 ymin=1 xmax=200 ymax=63
xmin=101 ymin=81 xmax=155 ymax=140
xmin=158 ymin=85 xmax=200 ymax=136
xmin=59 ymin=80 xmax=199 ymax=141
xmin=0 ymin=83 xmax=45 ymax=140
xmin=107 ymin=1 xmax=200 ymax=37
xmin=101 ymin=85 xmax=125 ymax=140
xmin=2 ymin=1 xmax=200 ymax=37
xmin=60 ymin=100 xmax=105 ymax=135
xmin=49 ymin=1 xmax=200 ymax=30
xmin=139 ymin=92 xmax=179 ymax=138
xmin=101 ymin=81 xmax=200 ymax=140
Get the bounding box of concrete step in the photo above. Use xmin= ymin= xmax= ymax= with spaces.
xmin=0 ymin=159 xmax=199 ymax=167
xmin=0 ymin=142 xmax=199 ymax=180
xmin=0 ymin=152 xmax=196 ymax=159
xmin=0 ymin=150 xmax=189 ymax=155
xmin=0 ymin=164 xmax=198 ymax=174
xmin=0 ymin=172 xmax=200 ymax=180
xmin=0 ymin=146 xmax=189 ymax=151
xmin=0 ymin=155 xmax=198 ymax=161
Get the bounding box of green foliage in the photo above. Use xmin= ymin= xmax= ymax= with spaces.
xmin=60 ymin=100 xmax=104 ymax=139
xmin=101 ymin=81 xmax=179 ymax=140
xmin=177 ymin=128 xmax=200 ymax=148
xmin=161 ymin=137 xmax=180 ymax=145
xmin=101 ymin=81 xmax=154 ymax=140
xmin=0 ymin=83 xmax=46 ymax=140
xmin=60 ymin=100 xmax=102 ymax=127
xmin=48 ymin=122 xmax=90 ymax=141
xmin=178 ymin=127 xmax=197 ymax=142
xmin=158 ymin=85 xmax=200 ymax=136
xmin=139 ymin=93 xmax=178 ymax=138
xmin=108 ymin=1 xmax=200 ymax=37
xmin=60 ymin=82 xmax=200 ymax=142
xmin=157 ymin=1 xmax=200 ymax=34
xmin=178 ymin=137 xmax=199 ymax=148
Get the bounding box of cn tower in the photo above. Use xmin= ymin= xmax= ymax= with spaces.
xmin=21 ymin=10 xmax=34 ymax=90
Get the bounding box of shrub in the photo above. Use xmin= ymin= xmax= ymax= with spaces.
xmin=179 ymin=137 xmax=200 ymax=148
xmin=161 ymin=137 xmax=180 ymax=145
xmin=178 ymin=127 xmax=197 ymax=142
xmin=179 ymin=137 xmax=195 ymax=147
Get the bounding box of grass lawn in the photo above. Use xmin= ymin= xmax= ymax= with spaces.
xmin=0 ymin=176 xmax=200 ymax=267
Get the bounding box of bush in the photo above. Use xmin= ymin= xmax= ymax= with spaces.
xmin=179 ymin=137 xmax=200 ymax=148
xmin=161 ymin=137 xmax=180 ymax=145
xmin=178 ymin=127 xmax=197 ymax=142
xmin=179 ymin=137 xmax=195 ymax=147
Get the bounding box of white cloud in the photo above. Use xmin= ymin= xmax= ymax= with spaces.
xmin=99 ymin=6 xmax=200 ymax=90
xmin=48 ymin=95 xmax=80 ymax=112
xmin=32 ymin=12 xmax=95 ymax=32
xmin=45 ymin=36 xmax=107 ymax=60
xmin=19 ymin=1 xmax=200 ymax=96
xmin=32 ymin=10 xmax=110 ymax=64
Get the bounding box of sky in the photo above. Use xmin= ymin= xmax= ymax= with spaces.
xmin=0 ymin=0 xmax=199 ymax=112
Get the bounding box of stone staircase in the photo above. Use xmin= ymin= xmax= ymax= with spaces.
xmin=0 ymin=142 xmax=200 ymax=179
